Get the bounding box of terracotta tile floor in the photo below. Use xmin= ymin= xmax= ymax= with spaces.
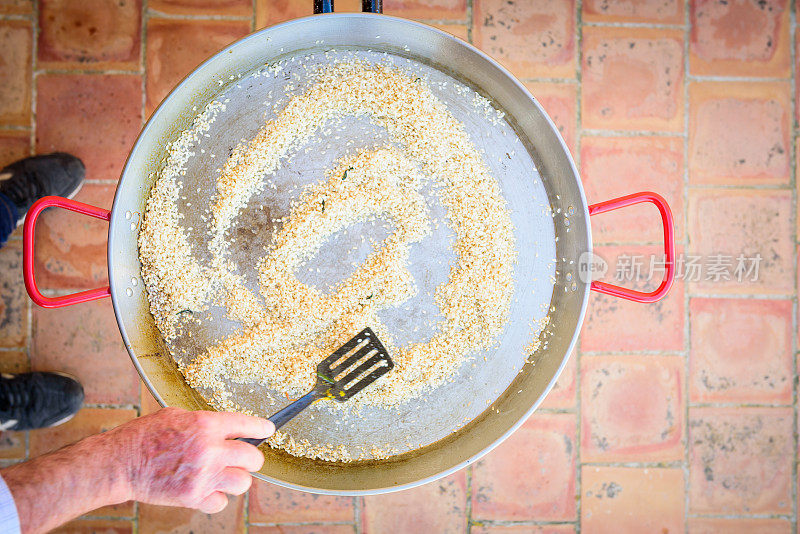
xmin=0 ymin=0 xmax=797 ymax=531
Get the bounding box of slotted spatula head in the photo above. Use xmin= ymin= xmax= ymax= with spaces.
xmin=315 ymin=327 xmax=394 ymax=401
xmin=236 ymin=327 xmax=394 ymax=443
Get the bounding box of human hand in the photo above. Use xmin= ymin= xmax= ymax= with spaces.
xmin=109 ymin=407 xmax=274 ymax=513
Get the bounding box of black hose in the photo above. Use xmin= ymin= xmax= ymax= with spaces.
xmin=313 ymin=0 xmax=334 ymax=14
xmin=362 ymin=0 xmax=382 ymax=13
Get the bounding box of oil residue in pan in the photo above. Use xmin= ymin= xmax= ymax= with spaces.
xmin=141 ymin=48 xmax=556 ymax=461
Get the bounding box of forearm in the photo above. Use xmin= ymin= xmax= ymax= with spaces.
xmin=0 ymin=408 xmax=271 ymax=533
xmin=0 ymin=432 xmax=132 ymax=534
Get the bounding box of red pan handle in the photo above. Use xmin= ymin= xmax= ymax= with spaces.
xmin=587 ymin=191 xmax=675 ymax=303
xmin=23 ymin=196 xmax=112 ymax=308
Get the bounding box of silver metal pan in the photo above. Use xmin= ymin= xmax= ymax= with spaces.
xmin=22 ymin=7 xmax=675 ymax=495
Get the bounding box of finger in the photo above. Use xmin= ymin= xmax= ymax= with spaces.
xmin=215 ymin=467 xmax=253 ymax=496
xmin=223 ymin=438 xmax=266 ymax=472
xmin=209 ymin=412 xmax=275 ymax=440
xmin=198 ymin=491 xmax=228 ymax=514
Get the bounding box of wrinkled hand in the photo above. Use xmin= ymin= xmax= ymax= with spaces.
xmin=108 ymin=407 xmax=274 ymax=513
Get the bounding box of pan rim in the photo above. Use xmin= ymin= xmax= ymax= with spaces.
xmin=109 ymin=12 xmax=592 ymax=495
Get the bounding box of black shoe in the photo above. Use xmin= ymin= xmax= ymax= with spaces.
xmin=0 ymin=372 xmax=84 ymax=431
xmin=0 ymin=153 xmax=85 ymax=225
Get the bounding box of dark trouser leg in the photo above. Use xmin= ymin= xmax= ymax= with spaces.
xmin=0 ymin=191 xmax=18 ymax=248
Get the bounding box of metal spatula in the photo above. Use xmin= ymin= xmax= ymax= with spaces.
xmin=238 ymin=327 xmax=393 ymax=447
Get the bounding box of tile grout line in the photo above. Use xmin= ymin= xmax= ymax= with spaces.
xmin=517 ymin=76 xmax=580 ymax=84
xmin=354 ymin=496 xmax=363 ymax=534
xmin=681 ymin=292 xmax=796 ymax=300
xmin=684 ymin=183 xmax=793 ymax=190
xmin=0 ymin=125 xmax=32 ymax=132
xmin=682 ymin=0 xmax=691 ymax=531
xmin=145 ymin=9 xmax=469 ymax=26
xmin=582 ymin=20 xmax=684 ymax=29
xmin=466 ymin=0 xmax=473 ymax=45
xmin=24 ymin=0 xmax=41 ymax=467
xmin=464 ymin=464 xmax=473 ymax=533
xmin=686 ymin=74 xmax=793 ymax=82
xmin=687 ymin=401 xmax=796 ymax=408
xmin=29 ymin=0 xmax=38 ymax=162
xmin=458 ymin=519 xmax=582 ymax=527
xmin=580 ymin=128 xmax=685 ymax=137
xmin=82 ymin=403 xmax=139 ymax=410
xmin=80 ymin=512 xmax=138 ymax=521
xmin=135 ymin=0 xmax=148 ymax=530
xmin=686 ymin=512 xmax=794 ymax=520
xmin=0 ymin=13 xmax=33 ymax=21
xmin=577 ymin=460 xmax=685 ymax=468
xmin=790 ymin=1 xmax=799 ymax=532
xmin=146 ymin=9 xmax=251 ymax=21
xmin=33 ymin=68 xmax=143 ymax=75
xmin=574 ymin=0 xmax=584 ymax=530
xmin=247 ymin=520 xmax=364 ymax=528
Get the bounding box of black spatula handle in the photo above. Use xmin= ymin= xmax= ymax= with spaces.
xmin=237 ymin=436 xmax=265 ymax=447
xmin=236 ymin=390 xmax=321 ymax=447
